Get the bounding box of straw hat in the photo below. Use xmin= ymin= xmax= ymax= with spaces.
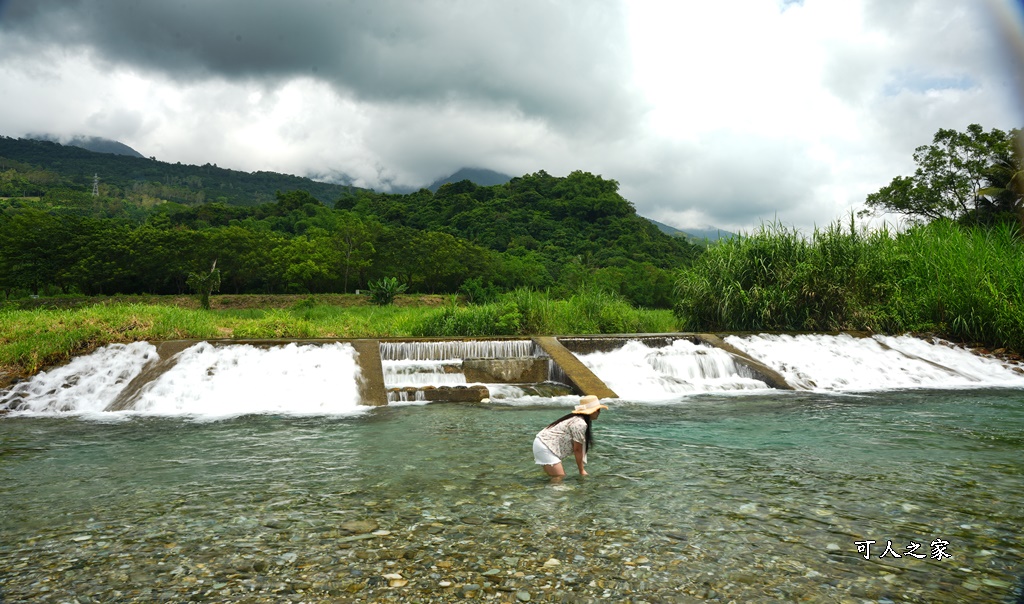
xmin=572 ymin=395 xmax=608 ymax=415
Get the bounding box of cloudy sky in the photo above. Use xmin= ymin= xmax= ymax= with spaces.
xmin=1 ymin=0 xmax=1022 ymax=233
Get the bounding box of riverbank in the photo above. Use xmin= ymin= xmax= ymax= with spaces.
xmin=0 ymin=290 xmax=678 ymax=388
xmin=675 ymin=219 xmax=1024 ymax=354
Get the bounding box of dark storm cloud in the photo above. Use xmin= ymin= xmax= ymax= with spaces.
xmin=0 ymin=0 xmax=638 ymax=134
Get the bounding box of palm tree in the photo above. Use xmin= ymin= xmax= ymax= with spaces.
xmin=978 ymin=132 xmax=1023 ymax=230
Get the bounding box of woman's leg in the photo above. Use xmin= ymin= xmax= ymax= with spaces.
xmin=542 ymin=462 xmax=565 ymax=478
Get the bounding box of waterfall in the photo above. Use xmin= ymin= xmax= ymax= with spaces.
xmin=379 ymin=339 xmax=542 ymax=361
xmin=2 ymin=342 xmax=364 ymax=417
xmin=576 ymin=339 xmax=771 ymax=400
xmin=379 ymin=340 xmax=557 ymax=402
xmin=724 ymin=333 xmax=1024 ymax=391
xmin=384 ymin=361 xmax=467 ymax=387
xmin=5 ymin=335 xmax=1021 ymax=416
xmin=1 ymin=342 xmax=158 ymax=414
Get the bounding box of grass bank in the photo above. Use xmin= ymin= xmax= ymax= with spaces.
xmin=0 ymin=289 xmax=676 ymax=386
xmin=674 ymin=219 xmax=1024 ymax=353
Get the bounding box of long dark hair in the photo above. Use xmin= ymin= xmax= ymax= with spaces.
xmin=546 ymin=413 xmax=594 ymax=452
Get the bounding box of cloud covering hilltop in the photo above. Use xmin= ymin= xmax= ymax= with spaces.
xmin=1 ymin=0 xmax=1021 ymax=233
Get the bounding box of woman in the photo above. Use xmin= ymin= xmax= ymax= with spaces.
xmin=533 ymin=395 xmax=608 ymax=479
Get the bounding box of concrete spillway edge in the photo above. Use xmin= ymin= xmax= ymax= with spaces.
xmin=532 ymin=336 xmax=618 ymax=399
xmin=695 ymin=334 xmax=794 ymax=390
xmin=351 ymin=339 xmax=388 ymax=406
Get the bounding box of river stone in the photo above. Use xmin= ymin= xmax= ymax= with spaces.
xmin=516 ymin=590 xmax=532 ymax=602
xmin=340 ymin=519 xmax=378 ymax=534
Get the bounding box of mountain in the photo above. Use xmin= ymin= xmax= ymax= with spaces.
xmin=427 ymin=168 xmax=513 ymax=192
xmin=647 ymin=218 xmax=736 ymax=243
xmin=647 ymin=218 xmax=687 ymax=237
xmin=680 ymin=227 xmax=736 ymax=242
xmin=25 ymin=134 xmax=146 ymax=158
xmin=0 ymin=136 xmax=359 ymax=206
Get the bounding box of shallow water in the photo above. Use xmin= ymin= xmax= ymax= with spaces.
xmin=2 ymin=389 xmax=1022 ymax=602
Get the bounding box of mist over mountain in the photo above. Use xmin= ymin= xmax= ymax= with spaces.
xmin=25 ymin=134 xmax=146 ymax=159
xmin=427 ymin=168 xmax=513 ymax=192
xmin=640 ymin=218 xmax=736 ymax=244
xmin=3 ymin=135 xmax=732 ymax=243
xmin=0 ymin=135 xmax=358 ymax=206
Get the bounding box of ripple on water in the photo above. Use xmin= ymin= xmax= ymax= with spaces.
xmin=1 ymin=390 xmax=1022 ymax=602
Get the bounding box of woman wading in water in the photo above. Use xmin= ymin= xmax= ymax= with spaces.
xmin=533 ymin=395 xmax=608 ymax=479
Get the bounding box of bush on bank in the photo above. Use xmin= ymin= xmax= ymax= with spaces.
xmin=673 ymin=219 xmax=1024 ymax=352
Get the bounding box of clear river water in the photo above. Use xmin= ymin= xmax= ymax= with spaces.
xmin=1 ymin=335 xmax=1022 ymax=603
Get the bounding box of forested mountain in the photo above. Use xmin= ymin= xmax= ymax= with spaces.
xmin=0 ymin=136 xmax=357 ymax=206
xmin=0 ymin=139 xmax=702 ymax=307
xmin=427 ymin=168 xmax=512 ymax=191
xmin=26 ymin=134 xmax=146 ymax=158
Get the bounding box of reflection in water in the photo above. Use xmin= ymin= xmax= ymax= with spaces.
xmin=1 ymin=390 xmax=1022 ymax=602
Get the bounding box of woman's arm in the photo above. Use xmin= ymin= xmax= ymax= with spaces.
xmin=573 ymin=440 xmax=588 ymax=476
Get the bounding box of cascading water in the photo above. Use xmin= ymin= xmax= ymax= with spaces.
xmin=724 ymin=333 xmax=1024 ymax=391
xmin=379 ymin=339 xmax=565 ymax=404
xmin=5 ymin=334 xmax=1023 ymax=414
xmin=0 ymin=342 xmax=158 ymax=414
xmin=576 ymin=339 xmax=771 ymax=400
xmin=384 ymin=361 xmax=466 ymax=387
xmin=379 ymin=340 xmax=540 ymax=361
xmin=1 ymin=341 xmax=364 ymax=418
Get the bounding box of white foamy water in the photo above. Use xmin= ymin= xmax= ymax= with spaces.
xmin=0 ymin=342 xmax=158 ymax=414
xmin=725 ymin=333 xmax=1024 ymax=391
xmin=132 ymin=342 xmax=363 ymax=416
xmin=577 ymin=339 xmax=771 ymax=401
xmin=383 ymin=360 xmax=467 ymax=388
xmin=3 ymin=342 xmax=364 ymax=418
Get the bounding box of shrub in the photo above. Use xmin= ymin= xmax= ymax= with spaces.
xmin=368 ymin=277 xmax=407 ymax=306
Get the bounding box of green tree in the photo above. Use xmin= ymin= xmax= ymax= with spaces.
xmin=864 ymin=124 xmax=1019 ymax=223
xmin=978 ymin=138 xmax=1024 ymax=229
xmin=330 ymin=211 xmax=377 ymax=293
xmin=128 ymin=218 xmax=205 ymax=294
xmin=271 ymin=230 xmax=340 ymax=293
xmin=0 ymin=210 xmax=78 ymax=294
xmin=187 ymin=259 xmax=221 ymax=310
xmin=206 ymin=225 xmax=282 ymax=293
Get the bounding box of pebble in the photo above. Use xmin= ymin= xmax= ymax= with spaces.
xmin=4 ymin=417 xmax=1020 ymax=604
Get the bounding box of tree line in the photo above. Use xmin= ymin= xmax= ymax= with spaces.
xmin=0 ymin=167 xmax=700 ymax=308
xmin=2 ymin=124 xmax=1018 ymax=315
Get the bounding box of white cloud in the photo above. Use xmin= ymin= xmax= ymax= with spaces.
xmin=0 ymin=0 xmax=1020 ymax=234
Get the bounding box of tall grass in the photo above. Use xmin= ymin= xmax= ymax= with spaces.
xmin=890 ymin=221 xmax=1024 ymax=349
xmin=410 ymin=288 xmax=678 ymax=337
xmin=0 ymin=289 xmax=675 ymax=383
xmin=0 ymin=304 xmax=223 ymax=375
xmin=674 ymin=218 xmax=1024 ymax=351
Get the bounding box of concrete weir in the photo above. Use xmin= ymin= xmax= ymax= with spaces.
xmin=104 ymin=341 xmax=195 ymax=411
xmin=94 ymin=334 xmax=796 ymax=409
xmin=532 ymin=336 xmax=618 ymax=399
xmin=696 ymin=334 xmax=794 ymax=390
xmin=351 ymin=340 xmax=388 ymax=406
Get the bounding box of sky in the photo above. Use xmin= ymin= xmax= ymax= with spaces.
xmin=1 ymin=0 xmax=1022 ymax=234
